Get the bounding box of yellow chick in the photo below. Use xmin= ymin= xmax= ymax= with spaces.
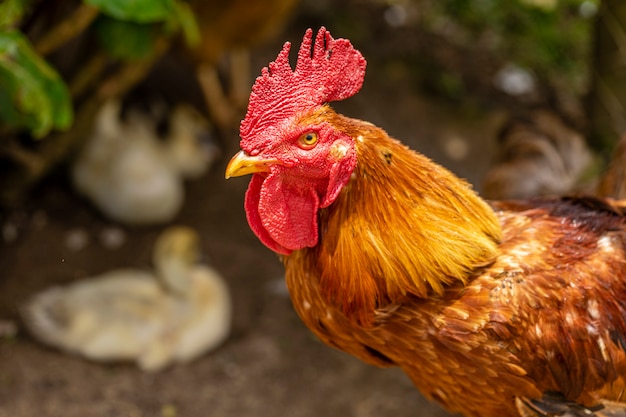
xmin=21 ymin=226 xmax=232 ymax=372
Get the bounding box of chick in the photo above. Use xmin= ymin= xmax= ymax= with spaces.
xmin=21 ymin=226 xmax=232 ymax=372
xmin=72 ymin=99 xmax=218 ymax=225
xmin=165 ymin=102 xmax=220 ymax=179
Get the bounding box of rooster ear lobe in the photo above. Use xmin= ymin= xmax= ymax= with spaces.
xmin=321 ymin=139 xmax=357 ymax=208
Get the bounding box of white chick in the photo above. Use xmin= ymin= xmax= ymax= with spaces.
xmin=21 ymin=226 xmax=232 ymax=372
xmin=72 ymin=99 xmax=218 ymax=225
xmin=165 ymin=103 xmax=220 ymax=180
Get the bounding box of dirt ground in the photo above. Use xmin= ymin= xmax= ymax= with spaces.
xmin=0 ymin=5 xmax=513 ymax=417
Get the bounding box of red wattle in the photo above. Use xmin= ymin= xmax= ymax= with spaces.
xmin=245 ymin=173 xmax=320 ymax=254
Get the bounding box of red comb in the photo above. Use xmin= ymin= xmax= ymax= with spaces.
xmin=239 ymin=27 xmax=366 ymax=147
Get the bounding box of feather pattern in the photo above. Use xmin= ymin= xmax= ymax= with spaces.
xmin=283 ymin=123 xmax=626 ymax=417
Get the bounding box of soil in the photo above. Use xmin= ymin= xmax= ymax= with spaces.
xmin=0 ymin=5 xmax=512 ymax=417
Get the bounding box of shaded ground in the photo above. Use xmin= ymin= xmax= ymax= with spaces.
xmin=0 ymin=7 xmax=510 ymax=417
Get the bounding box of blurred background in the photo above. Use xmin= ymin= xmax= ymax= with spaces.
xmin=0 ymin=0 xmax=621 ymax=416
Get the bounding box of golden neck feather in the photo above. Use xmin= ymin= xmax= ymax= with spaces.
xmin=312 ymin=118 xmax=502 ymax=325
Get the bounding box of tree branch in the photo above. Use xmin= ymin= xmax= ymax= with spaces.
xmin=34 ymin=3 xmax=100 ymax=56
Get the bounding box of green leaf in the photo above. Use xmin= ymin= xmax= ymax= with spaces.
xmin=94 ymin=16 xmax=157 ymax=59
xmin=84 ymin=0 xmax=176 ymax=23
xmin=0 ymin=62 xmax=50 ymax=137
xmin=0 ymin=30 xmax=73 ymax=138
xmin=86 ymin=0 xmax=200 ymax=47
xmin=170 ymin=1 xmax=200 ymax=47
xmin=0 ymin=0 xmax=30 ymax=29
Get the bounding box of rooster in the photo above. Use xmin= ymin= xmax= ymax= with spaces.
xmin=225 ymin=28 xmax=626 ymax=417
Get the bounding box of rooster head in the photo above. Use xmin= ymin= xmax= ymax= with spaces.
xmin=225 ymin=27 xmax=366 ymax=255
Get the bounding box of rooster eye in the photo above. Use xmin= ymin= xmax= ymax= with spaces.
xmin=298 ymin=132 xmax=319 ymax=149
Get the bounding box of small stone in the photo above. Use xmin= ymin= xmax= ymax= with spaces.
xmin=443 ymin=135 xmax=470 ymax=161
xmin=65 ymin=229 xmax=90 ymax=252
xmin=2 ymin=222 xmax=18 ymax=243
xmin=265 ymin=277 xmax=288 ymax=297
xmin=99 ymin=227 xmax=127 ymax=250
xmin=384 ymin=4 xmax=408 ymax=28
xmin=31 ymin=210 xmax=48 ymax=229
xmin=0 ymin=320 xmax=17 ymax=338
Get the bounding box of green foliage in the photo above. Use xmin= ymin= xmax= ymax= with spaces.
xmin=0 ymin=0 xmax=200 ymax=139
xmin=86 ymin=0 xmax=199 ymax=48
xmin=429 ymin=0 xmax=598 ymax=93
xmin=0 ymin=30 xmax=72 ymax=138
xmin=84 ymin=0 xmax=178 ymax=22
xmin=0 ymin=0 xmax=30 ymax=29
xmin=94 ymin=17 xmax=158 ymax=59
xmin=169 ymin=1 xmax=200 ymax=47
xmin=92 ymin=0 xmax=199 ymax=60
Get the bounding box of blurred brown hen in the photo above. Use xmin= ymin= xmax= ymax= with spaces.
xmin=186 ymin=0 xmax=298 ymax=130
xmin=597 ymin=135 xmax=626 ymax=199
xmin=226 ymin=28 xmax=626 ymax=417
xmin=483 ymin=109 xmax=593 ymax=199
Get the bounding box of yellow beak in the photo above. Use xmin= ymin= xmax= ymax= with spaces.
xmin=225 ymin=150 xmax=280 ymax=179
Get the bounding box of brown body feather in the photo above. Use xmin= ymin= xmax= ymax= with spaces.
xmin=282 ymin=112 xmax=626 ymax=417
